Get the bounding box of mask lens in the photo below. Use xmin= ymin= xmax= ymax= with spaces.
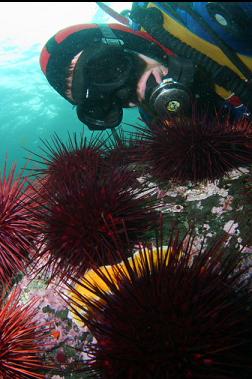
xmin=84 ymin=47 xmax=134 ymax=91
xmin=76 ymin=101 xmax=123 ymax=130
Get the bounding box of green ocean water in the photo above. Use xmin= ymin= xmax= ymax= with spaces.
xmin=0 ymin=2 xmax=137 ymax=176
xmin=1 ymin=4 xmax=252 ymax=378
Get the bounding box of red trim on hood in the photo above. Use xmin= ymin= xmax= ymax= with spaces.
xmin=40 ymin=46 xmax=50 ymax=74
xmin=228 ymin=95 xmax=242 ymax=107
xmin=54 ymin=23 xmax=175 ymax=57
xmin=55 ymin=24 xmax=98 ymax=44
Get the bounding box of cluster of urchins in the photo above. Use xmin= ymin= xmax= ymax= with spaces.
xmin=0 ymin=113 xmax=252 ymax=379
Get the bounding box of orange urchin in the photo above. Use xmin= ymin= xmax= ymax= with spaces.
xmin=66 ymin=230 xmax=252 ymax=379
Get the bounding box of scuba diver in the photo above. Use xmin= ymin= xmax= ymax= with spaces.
xmin=40 ymin=2 xmax=252 ymax=130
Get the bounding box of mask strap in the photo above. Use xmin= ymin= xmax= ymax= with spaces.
xmin=99 ymin=24 xmax=125 ymax=46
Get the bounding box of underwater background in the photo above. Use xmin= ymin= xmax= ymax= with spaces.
xmin=0 ymin=2 xmax=136 ymax=174
xmin=0 ymin=2 xmax=252 ymax=378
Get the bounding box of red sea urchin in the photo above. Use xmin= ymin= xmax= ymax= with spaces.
xmin=31 ymin=133 xmax=159 ymax=282
xmin=28 ymin=133 xmax=105 ymax=190
xmin=0 ymin=288 xmax=52 ymax=378
xmin=130 ymin=113 xmax=252 ymax=185
xmin=0 ymin=162 xmax=40 ymax=286
xmin=67 ymin=231 xmax=252 ymax=379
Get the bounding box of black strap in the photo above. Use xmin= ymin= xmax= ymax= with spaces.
xmin=99 ymin=24 xmax=124 ymax=46
xmin=175 ymin=3 xmax=252 ymax=81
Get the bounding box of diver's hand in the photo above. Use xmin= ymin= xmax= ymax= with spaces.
xmin=137 ymin=65 xmax=168 ymax=102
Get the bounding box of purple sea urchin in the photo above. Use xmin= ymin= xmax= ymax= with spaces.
xmin=0 ymin=162 xmax=40 ymax=286
xmin=67 ymin=231 xmax=252 ymax=379
xmin=0 ymin=288 xmax=52 ymax=378
xmin=31 ymin=134 xmax=159 ymax=282
xmin=129 ymin=113 xmax=252 ymax=185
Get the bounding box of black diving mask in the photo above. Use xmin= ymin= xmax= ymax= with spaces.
xmin=76 ymin=48 xmax=142 ymax=130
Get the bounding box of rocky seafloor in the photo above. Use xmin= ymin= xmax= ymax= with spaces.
xmin=13 ymin=164 xmax=252 ymax=378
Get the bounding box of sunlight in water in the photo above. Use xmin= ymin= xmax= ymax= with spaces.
xmin=0 ymin=2 xmax=132 ymax=49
